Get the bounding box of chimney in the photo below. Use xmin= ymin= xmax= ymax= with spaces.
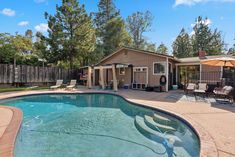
xmin=199 ymin=50 xmax=206 ymax=59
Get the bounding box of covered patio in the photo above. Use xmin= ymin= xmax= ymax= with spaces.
xmin=90 ymin=63 xmax=133 ymax=91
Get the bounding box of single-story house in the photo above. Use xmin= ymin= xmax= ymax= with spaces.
xmin=91 ymin=47 xmax=235 ymax=91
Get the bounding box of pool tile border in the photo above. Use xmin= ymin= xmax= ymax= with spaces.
xmin=0 ymin=106 xmax=22 ymax=157
xmin=0 ymin=90 xmax=219 ymax=157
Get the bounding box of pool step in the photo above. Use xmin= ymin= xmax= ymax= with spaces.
xmin=153 ymin=113 xmax=173 ymax=125
xmin=144 ymin=115 xmax=176 ymax=133
xmin=135 ymin=116 xmax=182 ymax=145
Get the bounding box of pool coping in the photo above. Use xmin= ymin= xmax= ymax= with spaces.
xmin=0 ymin=91 xmax=218 ymax=157
xmin=0 ymin=106 xmax=22 ymax=157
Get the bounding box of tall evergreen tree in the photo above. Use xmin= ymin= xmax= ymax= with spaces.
xmin=126 ymin=11 xmax=153 ymax=49
xmin=228 ymin=39 xmax=235 ymax=55
xmin=156 ymin=43 xmax=168 ymax=54
xmin=95 ymin=0 xmax=131 ymax=56
xmin=95 ymin=0 xmax=119 ymax=30
xmin=191 ymin=16 xmax=224 ymax=56
xmin=44 ymin=0 xmax=96 ymax=68
xmin=172 ymin=28 xmax=192 ymax=58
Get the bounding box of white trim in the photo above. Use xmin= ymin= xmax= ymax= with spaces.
xmin=200 ymin=63 xmax=202 ymax=83
xmin=166 ymin=58 xmax=169 ymax=92
xmin=94 ymin=65 xmax=112 ymax=70
xmin=153 ymin=61 xmax=167 ymax=75
xmin=176 ymin=65 xmax=178 ymax=83
xmin=175 ymin=62 xmax=200 ymax=66
xmin=220 ymin=66 xmax=223 ymax=79
xmin=132 ymin=66 xmax=148 ymax=85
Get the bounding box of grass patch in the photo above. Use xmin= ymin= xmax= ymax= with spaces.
xmin=0 ymin=87 xmax=49 ymax=93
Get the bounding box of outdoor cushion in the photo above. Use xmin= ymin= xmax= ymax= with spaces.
xmin=194 ymin=89 xmax=206 ymax=93
xmin=198 ymin=83 xmax=207 ymax=91
xmin=187 ymin=83 xmax=195 ymax=90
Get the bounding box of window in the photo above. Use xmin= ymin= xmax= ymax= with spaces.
xmin=153 ymin=62 xmax=166 ymax=75
xmin=119 ymin=67 xmax=125 ymax=75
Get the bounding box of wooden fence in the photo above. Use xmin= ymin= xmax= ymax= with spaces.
xmin=0 ymin=64 xmax=78 ymax=84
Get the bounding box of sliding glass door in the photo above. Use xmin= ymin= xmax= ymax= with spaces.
xmin=178 ymin=65 xmax=200 ymax=88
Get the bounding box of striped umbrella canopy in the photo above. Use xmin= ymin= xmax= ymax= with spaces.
xmin=201 ymin=57 xmax=235 ymax=67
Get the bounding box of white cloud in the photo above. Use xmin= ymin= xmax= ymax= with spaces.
xmin=18 ymin=21 xmax=29 ymax=26
xmin=35 ymin=23 xmax=48 ymax=33
xmin=174 ymin=0 xmax=235 ymax=6
xmin=1 ymin=8 xmax=16 ymax=16
xmin=34 ymin=0 xmax=47 ymax=3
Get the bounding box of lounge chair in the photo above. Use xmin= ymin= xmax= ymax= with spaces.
xmin=194 ymin=83 xmax=208 ymax=97
xmin=185 ymin=83 xmax=196 ymax=95
xmin=50 ymin=80 xmax=63 ymax=89
xmin=66 ymin=80 xmax=77 ymax=90
xmin=213 ymin=86 xmax=234 ymax=102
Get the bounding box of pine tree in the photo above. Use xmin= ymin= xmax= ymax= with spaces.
xmin=95 ymin=0 xmax=119 ymax=30
xmin=172 ymin=28 xmax=192 ymax=58
xmin=156 ymin=43 xmax=168 ymax=54
xmin=228 ymin=39 xmax=235 ymax=55
xmin=191 ymin=16 xmax=224 ymax=56
xmin=95 ymin=0 xmax=131 ymax=56
xmin=44 ymin=0 xmax=96 ymax=68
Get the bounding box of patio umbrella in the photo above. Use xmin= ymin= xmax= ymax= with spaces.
xmin=201 ymin=57 xmax=235 ymax=67
xmin=201 ymin=57 xmax=235 ymax=87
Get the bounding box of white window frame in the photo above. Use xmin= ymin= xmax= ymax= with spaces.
xmin=119 ymin=67 xmax=125 ymax=75
xmin=153 ymin=62 xmax=166 ymax=75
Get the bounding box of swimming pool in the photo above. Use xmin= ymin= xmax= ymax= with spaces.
xmin=0 ymin=93 xmax=200 ymax=157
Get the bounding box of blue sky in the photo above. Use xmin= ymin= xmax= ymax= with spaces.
xmin=1 ymin=0 xmax=235 ymax=53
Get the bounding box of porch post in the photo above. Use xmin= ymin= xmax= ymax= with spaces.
xmin=166 ymin=58 xmax=169 ymax=92
xmin=112 ymin=64 xmax=118 ymax=92
xmin=87 ymin=66 xmax=92 ymax=89
xmin=92 ymin=68 xmax=95 ymax=86
xmin=176 ymin=65 xmax=178 ymax=84
xmin=200 ymin=63 xmax=202 ymax=83
xmin=100 ymin=66 xmax=105 ymax=89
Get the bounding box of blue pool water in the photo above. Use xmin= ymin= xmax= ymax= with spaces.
xmin=0 ymin=94 xmax=200 ymax=157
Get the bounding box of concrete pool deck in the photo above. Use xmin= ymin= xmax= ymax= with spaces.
xmin=0 ymin=88 xmax=235 ymax=157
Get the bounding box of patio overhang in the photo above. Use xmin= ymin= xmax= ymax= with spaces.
xmin=92 ymin=63 xmax=133 ymax=91
xmin=93 ymin=63 xmax=132 ymax=69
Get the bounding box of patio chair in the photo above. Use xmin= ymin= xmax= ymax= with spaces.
xmin=194 ymin=83 xmax=208 ymax=97
xmin=213 ymin=86 xmax=234 ymax=102
xmin=185 ymin=83 xmax=196 ymax=95
xmin=50 ymin=80 xmax=63 ymax=89
xmin=66 ymin=80 xmax=77 ymax=90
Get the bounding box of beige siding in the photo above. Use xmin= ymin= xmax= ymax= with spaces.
xmin=201 ymin=65 xmax=221 ymax=84
xmin=98 ymin=49 xmax=175 ymax=86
